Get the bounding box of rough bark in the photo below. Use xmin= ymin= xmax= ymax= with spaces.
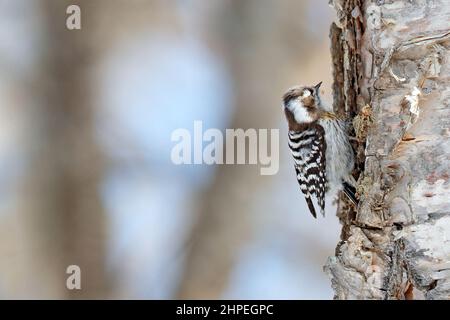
xmin=325 ymin=0 xmax=450 ymax=300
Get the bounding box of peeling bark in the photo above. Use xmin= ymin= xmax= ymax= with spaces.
xmin=326 ymin=0 xmax=450 ymax=300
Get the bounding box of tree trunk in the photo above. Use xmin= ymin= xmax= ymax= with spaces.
xmin=176 ymin=0 xmax=317 ymax=298
xmin=325 ymin=0 xmax=450 ymax=300
xmin=22 ymin=0 xmax=108 ymax=298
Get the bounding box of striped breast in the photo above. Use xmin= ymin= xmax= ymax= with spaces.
xmin=288 ymin=124 xmax=327 ymax=217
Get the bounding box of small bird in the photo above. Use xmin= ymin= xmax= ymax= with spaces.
xmin=282 ymin=82 xmax=357 ymax=218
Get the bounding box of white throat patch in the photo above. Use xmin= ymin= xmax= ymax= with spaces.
xmin=288 ymin=100 xmax=313 ymax=123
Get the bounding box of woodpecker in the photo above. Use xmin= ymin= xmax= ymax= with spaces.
xmin=282 ymin=82 xmax=357 ymax=218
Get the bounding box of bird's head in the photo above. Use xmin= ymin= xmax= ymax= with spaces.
xmin=282 ymin=82 xmax=323 ymax=125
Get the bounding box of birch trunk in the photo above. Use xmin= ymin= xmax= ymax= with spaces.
xmin=325 ymin=0 xmax=450 ymax=300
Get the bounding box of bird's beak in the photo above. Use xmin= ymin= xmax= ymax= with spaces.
xmin=314 ymin=81 xmax=323 ymax=91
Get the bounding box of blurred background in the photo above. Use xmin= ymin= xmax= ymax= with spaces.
xmin=0 ymin=0 xmax=339 ymax=299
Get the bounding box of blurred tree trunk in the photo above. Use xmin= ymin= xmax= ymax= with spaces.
xmin=176 ymin=1 xmax=276 ymax=299
xmin=326 ymin=0 xmax=450 ymax=299
xmin=176 ymin=0 xmax=313 ymax=298
xmin=22 ymin=0 xmax=108 ymax=298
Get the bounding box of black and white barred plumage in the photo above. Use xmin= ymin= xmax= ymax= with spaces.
xmin=283 ymin=82 xmax=357 ymax=218
xmin=288 ymin=126 xmax=327 ymax=218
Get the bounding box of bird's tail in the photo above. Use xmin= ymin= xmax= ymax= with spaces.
xmin=304 ymin=194 xmax=317 ymax=218
xmin=342 ymin=181 xmax=358 ymax=205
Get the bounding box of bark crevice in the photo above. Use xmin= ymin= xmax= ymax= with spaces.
xmin=326 ymin=0 xmax=450 ymax=300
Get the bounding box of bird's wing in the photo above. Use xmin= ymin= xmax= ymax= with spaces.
xmin=289 ymin=125 xmax=327 ymax=217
